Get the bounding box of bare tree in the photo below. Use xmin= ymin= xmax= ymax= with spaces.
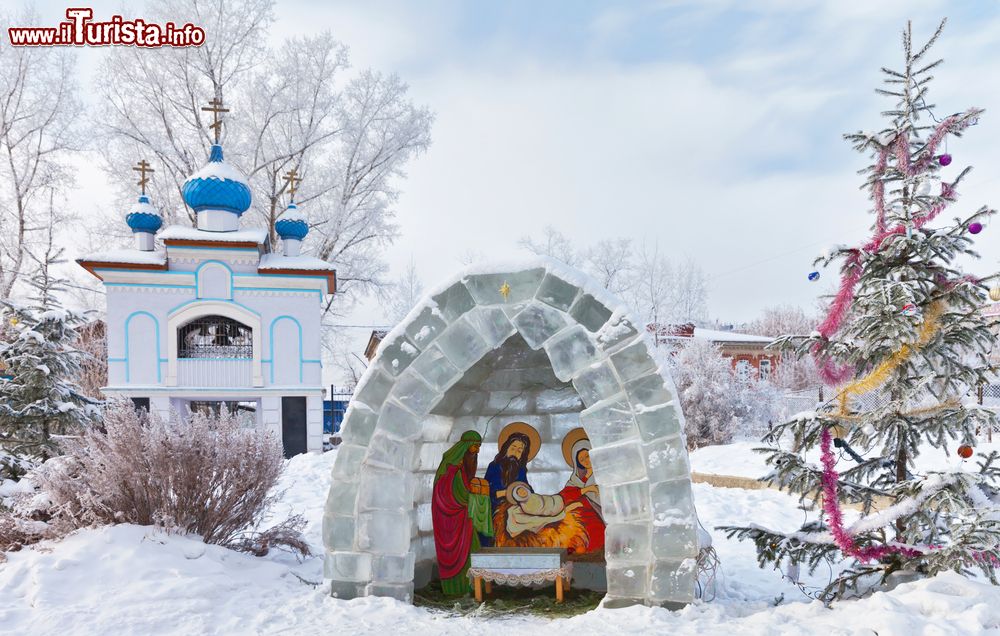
xmin=671 ymin=257 xmax=709 ymax=324
xmin=518 ymin=230 xmax=709 ymax=326
xmin=746 ymin=304 xmax=821 ymax=391
xmin=518 ymin=225 xmax=579 ymax=266
xmin=745 ymin=304 xmax=816 ymax=337
xmin=0 ymin=9 xmax=82 ymax=298
xmin=628 ymin=241 xmax=673 ymax=325
xmin=664 ymin=339 xmax=738 ymax=450
xmin=323 ymin=328 xmax=368 ymax=391
xmin=94 ymin=0 xmax=432 ymax=311
xmin=75 ymin=319 xmax=107 ymax=400
xmin=582 ymin=238 xmax=634 ymax=296
xmin=379 ymin=258 xmax=424 ymax=324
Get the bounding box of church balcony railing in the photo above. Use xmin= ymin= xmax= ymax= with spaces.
xmin=178 ymin=344 xmax=253 ymax=359
xmin=176 ymin=357 xmax=253 ymax=387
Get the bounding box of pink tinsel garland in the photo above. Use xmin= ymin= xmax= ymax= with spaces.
xmin=820 ymin=428 xmax=999 ymax=567
xmin=812 ymin=112 xmax=976 ymax=385
xmin=819 ymin=427 xmax=923 ymax=562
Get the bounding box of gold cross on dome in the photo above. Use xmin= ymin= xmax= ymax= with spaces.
xmin=201 ymin=97 xmax=230 ymax=143
xmin=132 ymin=159 xmax=154 ymax=195
xmin=283 ymin=168 xmax=302 ymax=202
xmin=499 ymin=281 xmax=511 ymax=301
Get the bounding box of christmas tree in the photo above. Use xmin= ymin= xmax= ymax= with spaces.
xmin=0 ymin=244 xmax=99 ymax=468
xmin=723 ymin=20 xmax=1000 ymax=602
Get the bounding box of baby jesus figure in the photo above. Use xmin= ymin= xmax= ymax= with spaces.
xmin=504 ymin=481 xmax=583 ymax=537
xmin=491 ymin=431 xmax=605 ymax=556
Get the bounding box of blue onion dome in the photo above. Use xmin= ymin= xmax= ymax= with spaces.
xmin=125 ymin=194 xmax=162 ymax=233
xmin=275 ymin=202 xmax=309 ymax=240
xmin=181 ymin=144 xmax=252 ymax=215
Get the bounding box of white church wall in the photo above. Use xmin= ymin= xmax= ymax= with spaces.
xmin=270 ymin=317 xmax=301 ymax=385
xmin=105 ymin=287 xmax=195 ymax=387
xmin=244 ymin=292 xmax=324 ymax=389
xmin=151 ymin=396 xmax=171 ymax=420
xmin=307 ymin=394 xmax=324 ymax=451
xmin=166 ymin=247 xmax=260 ymax=275
xmin=103 ymin=269 xmax=325 ymax=385
xmin=261 ymin=396 xmax=281 ymax=439
xmin=196 ymin=261 xmax=233 ymax=300
xmin=125 ymin=311 xmax=160 ymax=384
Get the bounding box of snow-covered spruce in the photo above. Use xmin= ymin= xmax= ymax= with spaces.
xmin=0 ymin=269 xmax=99 ymax=465
xmin=722 ymin=21 xmax=1000 ymax=603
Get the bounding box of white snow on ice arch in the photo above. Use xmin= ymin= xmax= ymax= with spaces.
xmin=322 ymin=258 xmax=701 ymax=607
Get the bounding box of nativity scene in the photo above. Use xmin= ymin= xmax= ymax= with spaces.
xmin=431 ymin=423 xmax=608 ymax=598
xmin=489 ymin=425 xmax=605 ymax=557
xmin=323 ymin=261 xmax=702 ymax=608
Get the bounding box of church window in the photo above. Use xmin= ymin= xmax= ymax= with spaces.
xmin=178 ymin=316 xmax=253 ymax=359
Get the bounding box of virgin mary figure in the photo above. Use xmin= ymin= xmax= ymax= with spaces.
xmin=558 ymin=428 xmax=605 ymax=555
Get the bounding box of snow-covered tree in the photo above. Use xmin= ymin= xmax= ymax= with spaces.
xmin=0 ymin=249 xmax=99 ymax=462
xmin=628 ymin=245 xmax=708 ymax=326
xmin=628 ymin=241 xmax=673 ymax=327
xmin=724 ymin=21 xmax=1000 ymax=602
xmin=517 ymin=225 xmax=580 ymax=267
xmin=746 ymin=305 xmax=816 ymax=339
xmin=731 ymin=375 xmax=786 ymax=440
xmin=94 ymin=0 xmax=432 ymax=311
xmin=666 ymin=339 xmax=738 ymax=449
xmin=379 ymin=258 xmax=424 ymax=324
xmin=747 ymin=305 xmax=821 ymax=391
xmin=583 ymin=238 xmax=635 ymax=296
xmin=670 ymin=258 xmax=709 ymax=324
xmin=0 ymin=7 xmax=82 ymax=298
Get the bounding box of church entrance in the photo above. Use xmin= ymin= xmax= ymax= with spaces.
xmin=281 ymin=396 xmax=308 ymax=458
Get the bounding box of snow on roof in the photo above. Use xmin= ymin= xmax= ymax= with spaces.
xmin=280 ymin=203 xmax=306 ymax=222
xmin=77 ymin=249 xmax=167 ymax=266
xmin=259 ymin=253 xmax=334 ymax=271
xmin=158 ymin=225 xmax=268 ymax=245
xmin=186 ymin=157 xmax=249 ymax=186
xmin=692 ymin=327 xmax=774 ymax=344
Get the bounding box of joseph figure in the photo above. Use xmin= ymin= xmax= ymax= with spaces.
xmin=431 ymin=430 xmax=492 ymax=596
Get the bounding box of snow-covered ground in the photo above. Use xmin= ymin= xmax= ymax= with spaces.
xmin=1 ymin=446 xmax=999 ymax=635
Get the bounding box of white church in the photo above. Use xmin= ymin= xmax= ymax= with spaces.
xmin=77 ymin=102 xmax=335 ymax=456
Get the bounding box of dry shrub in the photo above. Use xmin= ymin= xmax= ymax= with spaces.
xmin=35 ymin=400 xmax=309 ymax=557
xmin=0 ymin=512 xmax=50 ymax=561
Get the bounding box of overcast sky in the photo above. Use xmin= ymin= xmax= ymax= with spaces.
xmin=28 ymin=0 xmax=1000 ymax=363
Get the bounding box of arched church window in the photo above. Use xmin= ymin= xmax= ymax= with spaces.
xmin=178 ymin=316 xmax=253 ymax=359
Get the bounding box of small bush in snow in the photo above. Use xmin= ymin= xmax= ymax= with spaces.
xmin=666 ymin=339 xmax=786 ymax=448
xmin=668 ymin=339 xmax=739 ymax=449
xmin=35 ymin=400 xmax=309 ymax=557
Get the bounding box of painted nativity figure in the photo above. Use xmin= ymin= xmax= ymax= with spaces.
xmin=492 ymin=427 xmax=605 ymax=556
xmin=481 ymin=422 xmax=537 ymax=546
xmin=431 ymin=430 xmax=493 ymax=596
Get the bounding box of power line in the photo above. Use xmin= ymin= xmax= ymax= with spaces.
xmin=328 ymin=324 xmax=393 ymax=329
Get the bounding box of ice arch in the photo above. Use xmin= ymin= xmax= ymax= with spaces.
xmin=323 ymin=260 xmax=701 ymax=607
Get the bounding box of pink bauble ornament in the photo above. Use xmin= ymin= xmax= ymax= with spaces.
xmin=969 ymin=222 xmax=983 ymax=234
xmin=939 ymin=154 xmax=952 ymax=166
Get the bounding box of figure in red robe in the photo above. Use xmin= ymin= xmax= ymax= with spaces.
xmin=558 ymin=438 xmax=605 ymax=555
xmin=431 ymin=430 xmax=492 ymax=595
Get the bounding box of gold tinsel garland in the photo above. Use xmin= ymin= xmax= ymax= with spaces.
xmin=836 ymin=301 xmax=945 ymax=417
